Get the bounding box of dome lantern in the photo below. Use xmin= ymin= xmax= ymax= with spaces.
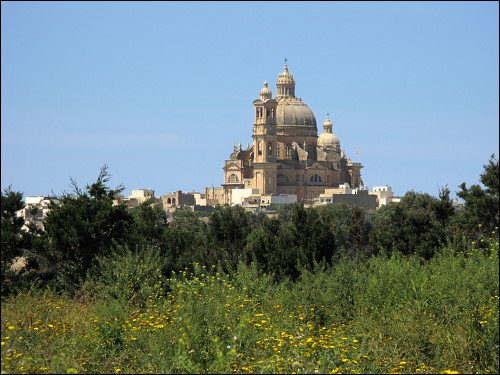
xmin=323 ymin=113 xmax=333 ymax=133
xmin=276 ymin=58 xmax=296 ymax=99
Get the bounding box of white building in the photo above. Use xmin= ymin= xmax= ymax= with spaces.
xmin=369 ymin=186 xmax=394 ymax=208
xmin=16 ymin=196 xmax=59 ymax=230
xmin=231 ymin=188 xmax=260 ymax=206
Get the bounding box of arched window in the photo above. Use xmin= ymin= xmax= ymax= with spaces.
xmin=267 ymin=141 xmax=272 ymax=155
xmin=258 ymin=141 xmax=263 ymax=156
xmin=228 ymin=174 xmax=239 ymax=183
xmin=310 ymin=174 xmax=322 ymax=183
xmin=285 ymin=143 xmax=292 ymax=158
xmin=276 ymin=143 xmax=280 ymax=158
xmin=172 ymin=198 xmax=176 ymax=205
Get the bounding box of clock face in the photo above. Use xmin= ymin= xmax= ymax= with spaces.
xmin=257 ymin=126 xmax=263 ymax=131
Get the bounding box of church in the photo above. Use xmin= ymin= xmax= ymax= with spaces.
xmin=222 ymin=61 xmax=364 ymax=203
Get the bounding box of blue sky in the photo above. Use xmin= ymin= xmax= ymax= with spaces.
xmin=2 ymin=1 xmax=499 ymax=200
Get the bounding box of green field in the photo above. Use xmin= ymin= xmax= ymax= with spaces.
xmin=2 ymin=238 xmax=498 ymax=374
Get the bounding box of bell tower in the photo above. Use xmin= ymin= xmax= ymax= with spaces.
xmin=252 ymin=81 xmax=278 ymax=163
xmin=251 ymin=80 xmax=279 ymax=194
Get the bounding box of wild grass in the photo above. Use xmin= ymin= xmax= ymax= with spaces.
xmin=1 ymin=234 xmax=498 ymax=374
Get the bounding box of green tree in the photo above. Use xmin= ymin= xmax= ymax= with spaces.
xmin=433 ymin=186 xmax=456 ymax=228
xmin=246 ymin=216 xmax=299 ymax=280
xmin=455 ymin=154 xmax=499 ymax=237
xmin=316 ymin=203 xmax=372 ymax=260
xmin=1 ymin=187 xmax=28 ymax=296
xmin=369 ymin=191 xmax=449 ymax=259
xmin=288 ymin=203 xmax=336 ymax=270
xmin=207 ymin=205 xmax=252 ymax=272
xmin=129 ymin=198 xmax=168 ymax=248
xmin=43 ymin=166 xmax=133 ymax=293
xmin=164 ymin=207 xmax=208 ymax=272
xmin=1 ymin=187 xmax=25 ymax=267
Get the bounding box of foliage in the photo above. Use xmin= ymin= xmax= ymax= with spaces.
xmin=246 ymin=203 xmax=337 ymax=280
xmin=84 ymin=244 xmax=167 ymax=308
xmin=288 ymin=202 xmax=336 ymax=270
xmin=43 ymin=166 xmax=134 ymax=293
xmin=129 ymin=199 xmax=168 ymax=248
xmin=1 ymin=187 xmax=26 ymax=266
xmin=454 ymin=154 xmax=499 ymax=242
xmin=1 ymin=187 xmax=57 ymax=296
xmin=2 ymin=157 xmax=499 ymax=372
xmin=2 ymin=243 xmax=497 ymax=374
xmin=245 ymin=216 xmax=299 ymax=279
xmin=206 ymin=205 xmax=253 ymax=272
xmin=315 ymin=203 xmax=372 ymax=260
xmin=164 ymin=207 xmax=208 ymax=272
xmin=369 ymin=190 xmax=453 ymax=259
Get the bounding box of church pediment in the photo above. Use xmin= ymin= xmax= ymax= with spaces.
xmin=224 ymin=161 xmax=242 ymax=170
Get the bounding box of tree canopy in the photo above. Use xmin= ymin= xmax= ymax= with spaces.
xmin=1 ymin=155 xmax=498 ymax=297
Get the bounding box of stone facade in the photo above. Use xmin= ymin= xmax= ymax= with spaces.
xmin=162 ymin=190 xmax=196 ymax=208
xmin=223 ymin=62 xmax=363 ymax=203
xmin=114 ymin=189 xmax=161 ymax=209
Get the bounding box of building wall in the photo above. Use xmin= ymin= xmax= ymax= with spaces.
xmin=260 ymin=194 xmax=297 ymax=205
xmin=204 ymin=187 xmax=225 ymax=205
xmin=369 ymin=186 xmax=394 ymax=208
xmin=162 ymin=191 xmax=196 ymax=208
xmin=329 ymin=191 xmax=377 ymax=211
xmin=231 ymin=188 xmax=260 ymax=205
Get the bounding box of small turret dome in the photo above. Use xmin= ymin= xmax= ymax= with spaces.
xmin=318 ymin=132 xmax=340 ymax=149
xmin=317 ymin=114 xmax=340 ymax=152
xmin=260 ymin=81 xmax=272 ymax=100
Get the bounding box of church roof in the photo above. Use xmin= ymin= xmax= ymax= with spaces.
xmin=275 ymin=99 xmax=317 ymax=127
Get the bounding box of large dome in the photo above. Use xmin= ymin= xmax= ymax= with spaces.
xmin=275 ymin=98 xmax=317 ymax=127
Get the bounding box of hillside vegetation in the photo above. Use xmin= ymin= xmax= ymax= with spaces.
xmin=1 ymin=155 xmax=498 ymax=374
